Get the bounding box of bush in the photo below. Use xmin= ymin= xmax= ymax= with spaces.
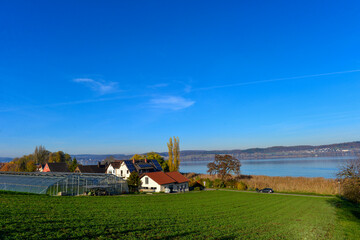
xmin=225 ymin=179 xmax=237 ymax=188
xmin=236 ymin=181 xmax=248 ymax=190
xmin=194 ymin=187 xmax=201 ymax=191
xmin=204 ymin=178 xmax=213 ymax=188
xmin=341 ymin=179 xmax=360 ymax=203
xmin=337 ymin=159 xmax=360 ymax=203
xmin=213 ymin=179 xmax=225 ymax=188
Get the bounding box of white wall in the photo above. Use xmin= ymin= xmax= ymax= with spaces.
xmin=119 ymin=162 xmax=131 ymax=179
xmin=140 ymin=176 xmax=163 ymax=192
xmin=140 ymin=176 xmax=189 ymax=193
xmin=106 ymin=163 xmax=131 ymax=179
xmin=106 ymin=165 xmax=115 ymax=175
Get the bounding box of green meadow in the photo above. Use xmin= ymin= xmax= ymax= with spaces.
xmin=0 ymin=191 xmax=359 ymax=239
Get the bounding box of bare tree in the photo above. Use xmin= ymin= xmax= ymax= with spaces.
xmin=207 ymin=154 xmax=241 ymax=181
xmin=33 ymin=145 xmax=50 ymax=164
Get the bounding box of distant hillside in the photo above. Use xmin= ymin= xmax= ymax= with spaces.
xmin=0 ymin=157 xmax=12 ymax=162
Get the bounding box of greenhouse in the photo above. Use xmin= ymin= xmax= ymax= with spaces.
xmin=0 ymin=172 xmax=128 ymax=196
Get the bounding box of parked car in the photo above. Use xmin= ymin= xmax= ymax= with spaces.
xmin=256 ymin=188 xmax=274 ymax=193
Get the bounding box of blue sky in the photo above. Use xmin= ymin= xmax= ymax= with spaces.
xmin=1 ymin=1 xmax=360 ymax=157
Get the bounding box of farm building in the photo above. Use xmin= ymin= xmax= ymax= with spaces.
xmin=140 ymin=171 xmax=189 ymax=193
xmin=0 ymin=172 xmax=128 ymax=196
xmin=106 ymin=159 xmax=162 ymax=179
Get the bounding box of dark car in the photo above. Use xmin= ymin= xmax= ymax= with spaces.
xmin=256 ymin=188 xmax=274 ymax=193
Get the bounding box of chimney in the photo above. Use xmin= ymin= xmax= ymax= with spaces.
xmin=144 ymin=158 xmax=148 ymax=163
xmin=132 ymin=158 xmax=135 ymax=164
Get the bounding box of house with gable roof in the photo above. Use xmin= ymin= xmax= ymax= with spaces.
xmin=140 ymin=171 xmax=189 ymax=193
xmin=106 ymin=158 xmax=162 ymax=179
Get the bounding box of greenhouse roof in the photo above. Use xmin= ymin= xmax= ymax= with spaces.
xmin=0 ymin=171 xmax=109 ymax=177
xmin=0 ymin=172 xmax=128 ymax=195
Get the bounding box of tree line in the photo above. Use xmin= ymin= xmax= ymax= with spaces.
xmin=0 ymin=145 xmax=78 ymax=172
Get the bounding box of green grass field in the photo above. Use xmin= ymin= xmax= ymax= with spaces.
xmin=0 ymin=191 xmax=359 ymax=239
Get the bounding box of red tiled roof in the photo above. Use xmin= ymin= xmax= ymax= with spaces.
xmin=142 ymin=172 xmax=176 ymax=185
xmin=166 ymin=172 xmax=189 ymax=183
xmin=142 ymin=171 xmax=189 ymax=185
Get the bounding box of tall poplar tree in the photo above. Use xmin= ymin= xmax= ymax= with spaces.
xmin=167 ymin=137 xmax=173 ymax=171
xmin=173 ymin=137 xmax=180 ymax=171
xmin=167 ymin=137 xmax=180 ymax=171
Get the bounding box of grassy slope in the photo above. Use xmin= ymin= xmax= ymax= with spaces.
xmin=0 ymin=191 xmax=359 ymax=239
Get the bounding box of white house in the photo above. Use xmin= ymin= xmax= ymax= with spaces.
xmin=140 ymin=171 xmax=189 ymax=193
xmin=106 ymin=161 xmax=122 ymax=176
xmin=106 ymin=159 xmax=162 ymax=180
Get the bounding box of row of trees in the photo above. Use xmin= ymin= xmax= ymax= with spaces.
xmin=0 ymin=146 xmax=78 ymax=172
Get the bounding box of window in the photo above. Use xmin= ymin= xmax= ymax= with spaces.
xmin=127 ymin=170 xmax=129 ymax=174
xmin=145 ymin=177 xmax=149 ymax=184
xmin=112 ymin=169 xmax=115 ymax=174
xmin=121 ymin=170 xmax=123 ymax=176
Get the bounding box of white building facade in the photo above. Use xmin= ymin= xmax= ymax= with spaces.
xmin=140 ymin=172 xmax=189 ymax=193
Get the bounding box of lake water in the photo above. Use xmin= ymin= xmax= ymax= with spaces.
xmin=179 ymin=156 xmax=357 ymax=179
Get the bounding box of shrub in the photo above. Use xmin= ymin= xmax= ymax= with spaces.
xmin=236 ymin=181 xmax=248 ymax=190
xmin=194 ymin=187 xmax=201 ymax=191
xmin=225 ymin=179 xmax=237 ymax=188
xmin=204 ymin=178 xmax=213 ymax=188
xmin=337 ymin=159 xmax=360 ymax=203
xmin=341 ymin=178 xmax=360 ymax=203
xmin=213 ymin=179 xmax=225 ymax=188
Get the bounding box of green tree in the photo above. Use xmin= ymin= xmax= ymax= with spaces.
xmin=127 ymin=172 xmax=142 ymax=192
xmin=64 ymin=153 xmax=72 ymax=164
xmin=207 ymin=154 xmax=241 ymax=181
xmin=15 ymin=157 xmax=27 ymax=172
xmin=131 ymin=154 xmax=146 ymax=160
xmin=54 ymin=151 xmax=65 ymax=163
xmin=26 ymin=160 xmax=36 ymax=172
xmin=146 ymin=152 xmax=169 ymax=172
xmin=68 ymin=157 xmax=78 ymax=172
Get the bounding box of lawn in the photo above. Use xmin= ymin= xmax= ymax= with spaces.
xmin=0 ymin=191 xmax=359 ymax=239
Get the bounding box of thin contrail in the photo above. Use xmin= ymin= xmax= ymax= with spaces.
xmin=0 ymin=94 xmax=148 ymax=113
xmin=194 ymin=69 xmax=360 ymax=91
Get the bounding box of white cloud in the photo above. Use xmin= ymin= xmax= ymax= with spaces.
xmin=149 ymin=96 xmax=195 ymax=110
xmin=73 ymin=78 xmax=118 ymax=94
